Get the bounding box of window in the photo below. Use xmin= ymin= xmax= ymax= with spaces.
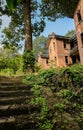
xmin=65 ymin=56 xmax=68 ymax=64
xmin=53 ymin=42 xmax=55 ymax=50
xmin=55 ymin=57 xmax=56 ymax=63
xmin=81 ymin=33 xmax=83 ymax=45
xmin=46 ymin=59 xmax=48 ymax=64
xmin=64 ymin=41 xmax=66 ymax=48
xmin=77 ymin=10 xmax=81 ymax=22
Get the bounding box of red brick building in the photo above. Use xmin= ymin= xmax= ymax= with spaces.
xmin=37 ymin=53 xmax=49 ymax=69
xmin=47 ymin=33 xmax=72 ymax=67
xmin=74 ymin=0 xmax=83 ymax=64
xmin=37 ymin=0 xmax=83 ymax=69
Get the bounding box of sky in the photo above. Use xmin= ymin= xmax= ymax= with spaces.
xmin=41 ymin=17 xmax=75 ymax=37
xmin=0 ymin=15 xmax=75 ymax=40
xmin=0 ymin=15 xmax=11 ymax=41
xmin=0 ymin=15 xmax=11 ymax=30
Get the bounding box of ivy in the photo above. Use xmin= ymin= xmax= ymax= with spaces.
xmin=23 ymin=50 xmax=35 ymax=72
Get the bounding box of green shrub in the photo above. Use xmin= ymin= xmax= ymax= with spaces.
xmin=0 ymin=55 xmax=24 ymax=76
xmin=30 ymin=84 xmax=53 ymax=130
xmin=0 ymin=68 xmax=14 ymax=76
xmin=23 ymin=50 xmax=35 ymax=72
xmin=23 ymin=63 xmax=83 ymax=130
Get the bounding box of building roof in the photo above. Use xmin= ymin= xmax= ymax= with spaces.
xmin=47 ymin=32 xmax=76 ymax=47
xmin=48 ymin=33 xmax=71 ymax=41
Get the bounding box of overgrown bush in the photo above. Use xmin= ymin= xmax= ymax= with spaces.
xmin=23 ymin=63 xmax=83 ymax=130
xmin=0 ymin=54 xmax=23 ymax=76
xmin=23 ymin=50 xmax=35 ymax=72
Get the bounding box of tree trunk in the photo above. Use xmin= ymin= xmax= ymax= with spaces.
xmin=23 ymin=0 xmax=32 ymax=51
xmin=23 ymin=0 xmax=35 ymax=73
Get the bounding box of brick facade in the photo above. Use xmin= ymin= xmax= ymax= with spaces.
xmin=37 ymin=0 xmax=83 ymax=69
xmin=37 ymin=54 xmax=49 ymax=69
xmin=48 ymin=33 xmax=72 ymax=67
xmin=74 ymin=0 xmax=83 ymax=64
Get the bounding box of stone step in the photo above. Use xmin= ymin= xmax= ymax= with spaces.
xmin=15 ymin=114 xmax=39 ymax=130
xmin=0 ymin=84 xmax=31 ymax=91
xmin=0 ymin=76 xmax=23 ymax=81
xmin=0 ymin=104 xmax=40 ymax=117
xmin=0 ymin=76 xmax=40 ymax=129
xmin=0 ymin=82 xmax=23 ymax=86
xmin=0 ymin=116 xmax=15 ymax=124
xmin=0 ymin=115 xmax=39 ymax=130
xmin=0 ymin=117 xmax=15 ymax=130
xmin=0 ymin=95 xmax=33 ymax=105
xmin=0 ymin=90 xmax=32 ymax=97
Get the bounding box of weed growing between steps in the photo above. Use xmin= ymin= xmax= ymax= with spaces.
xmin=23 ymin=63 xmax=83 ymax=130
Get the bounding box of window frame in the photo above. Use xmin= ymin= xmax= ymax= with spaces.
xmin=81 ymin=33 xmax=83 ymax=45
xmin=77 ymin=10 xmax=82 ymax=22
xmin=53 ymin=42 xmax=55 ymax=50
xmin=64 ymin=41 xmax=66 ymax=49
xmin=46 ymin=59 xmax=48 ymax=64
xmin=65 ymin=56 xmax=68 ymax=64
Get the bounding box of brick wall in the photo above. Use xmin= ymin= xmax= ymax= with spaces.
xmin=48 ymin=37 xmax=57 ymax=67
xmin=37 ymin=55 xmax=49 ymax=69
xmin=56 ymin=39 xmax=72 ymax=67
xmin=74 ymin=0 xmax=83 ymax=63
xmin=48 ymin=34 xmax=72 ymax=67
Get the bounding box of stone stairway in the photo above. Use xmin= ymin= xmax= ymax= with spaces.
xmin=0 ymin=76 xmax=40 ymax=130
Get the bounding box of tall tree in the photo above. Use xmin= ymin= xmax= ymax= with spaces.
xmin=65 ymin=30 xmax=76 ymax=38
xmin=41 ymin=0 xmax=79 ymax=19
xmin=5 ymin=0 xmax=33 ymax=51
xmin=24 ymin=0 xmax=32 ymax=51
xmin=4 ymin=0 xmax=79 ymax=51
xmin=5 ymin=0 xmax=46 ymax=51
xmin=1 ymin=3 xmax=45 ymax=49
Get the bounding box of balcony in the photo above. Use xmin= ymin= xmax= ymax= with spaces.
xmin=70 ymin=46 xmax=78 ymax=56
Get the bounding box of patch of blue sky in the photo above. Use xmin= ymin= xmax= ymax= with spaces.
xmin=41 ymin=17 xmax=75 ymax=37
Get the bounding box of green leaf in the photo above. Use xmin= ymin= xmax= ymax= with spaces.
xmin=17 ymin=0 xmax=22 ymax=4
xmin=6 ymin=0 xmax=18 ymax=11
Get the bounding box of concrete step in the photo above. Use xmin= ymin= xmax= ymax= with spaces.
xmin=0 ymin=95 xmax=33 ymax=105
xmin=0 ymin=90 xmax=32 ymax=97
xmin=0 ymin=104 xmax=40 ymax=117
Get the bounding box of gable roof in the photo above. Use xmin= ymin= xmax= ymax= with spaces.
xmin=47 ymin=32 xmax=73 ymax=48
